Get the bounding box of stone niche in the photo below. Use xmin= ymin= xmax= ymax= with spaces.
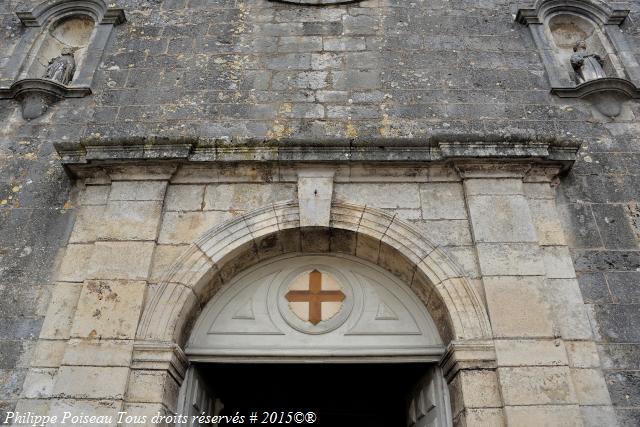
xmin=517 ymin=0 xmax=640 ymax=117
xmin=0 ymin=0 xmax=125 ymax=120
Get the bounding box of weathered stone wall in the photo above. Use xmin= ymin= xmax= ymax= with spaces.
xmin=0 ymin=0 xmax=639 ymax=424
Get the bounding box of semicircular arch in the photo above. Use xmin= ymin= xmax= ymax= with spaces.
xmin=136 ymin=201 xmax=491 ymax=347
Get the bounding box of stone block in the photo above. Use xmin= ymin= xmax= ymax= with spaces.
xmin=523 ymin=182 xmax=555 ymax=200
xmin=121 ymin=403 xmax=174 ymax=426
xmin=48 ymin=398 xmax=123 ymax=426
xmin=150 ymin=244 xmax=190 ymax=283
xmin=580 ymin=405 xmax=618 ymax=427
xmin=126 ymin=370 xmax=180 ymax=406
xmin=484 ymin=276 xmax=554 ymax=338
xmin=158 ymin=211 xmax=231 ymax=244
xmin=70 ymin=280 xmax=146 ymax=340
xmin=527 ymin=198 xmax=567 ymax=245
xmin=592 ymin=304 xmax=640 ymax=343
xmin=591 ymin=203 xmax=639 ymax=249
xmin=556 ymin=203 xmax=602 ymax=249
xmin=323 ymin=36 xmax=366 ymax=51
xmin=498 ymin=366 xmax=577 ymax=405
xmin=495 ymin=339 xmax=568 ymax=367
xmin=467 ymin=195 xmax=537 ymax=243
xmin=459 ymin=370 xmax=503 ymax=409
xmin=30 ymin=340 xmax=66 ymax=368
xmin=203 ymin=183 xmax=296 ymax=211
xmin=140 ymin=282 xmax=198 ymax=343
xmin=598 ymin=343 xmax=640 ymax=370
xmin=13 ymin=398 xmax=51 ymax=418
xmin=605 ymin=271 xmax=640 ymax=304
xmin=420 ymin=183 xmax=467 ymax=220
xmin=56 ymin=244 xmax=94 ymax=282
xmin=87 ymin=242 xmax=154 ymax=280
xmin=62 ymin=339 xmax=134 ymax=367
xmin=571 ymin=368 xmax=611 ymax=405
xmin=69 ymin=205 xmax=105 ymax=243
xmin=457 ymin=408 xmax=505 ymax=427
xmin=39 ymin=282 xmax=82 ymax=340
xmin=334 ymin=183 xmax=420 ymax=209
xmin=53 ymin=366 xmax=129 ymax=399
xmin=164 ymin=185 xmax=205 ymax=211
xmin=109 ymin=181 xmax=167 ymax=201
xmin=606 ymin=371 xmax=640 ymax=407
xmin=577 ymin=272 xmax=611 ymax=304
xmin=464 ymin=179 xmax=523 ymax=196
xmin=566 ymin=341 xmax=600 ymax=368
xmin=545 ymin=279 xmax=593 ymax=340
xmin=297 ymin=170 xmax=334 ymax=227
xmin=79 ymin=185 xmax=110 ymax=206
xmin=99 ymin=201 xmax=162 ymax=241
xmin=504 ymin=405 xmax=582 ymax=427
xmin=20 ymin=368 xmax=57 ymax=398
xmin=411 ymin=220 xmax=473 ymax=246
xmin=0 ymin=368 xmax=26 ymax=399
xmin=542 ymin=246 xmax=577 ymax=279
xmin=476 ymin=243 xmax=545 ymax=276
xmin=445 ymin=246 xmax=481 ymax=279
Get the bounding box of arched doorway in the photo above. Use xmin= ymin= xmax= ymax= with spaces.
xmin=133 ymin=201 xmax=494 ymax=426
xmin=177 ymin=254 xmax=452 ymax=426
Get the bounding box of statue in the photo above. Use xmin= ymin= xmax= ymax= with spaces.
xmin=43 ymin=47 xmax=77 ymax=85
xmin=570 ymin=40 xmax=606 ymax=84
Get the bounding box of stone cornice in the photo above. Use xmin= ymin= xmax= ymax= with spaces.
xmin=440 ymin=340 xmax=497 ymax=381
xmin=55 ymin=135 xmax=581 ymax=174
xmin=131 ymin=341 xmax=189 ymax=383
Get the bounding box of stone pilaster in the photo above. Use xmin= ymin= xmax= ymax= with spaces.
xmin=441 ymin=340 xmax=504 ymax=426
xmin=459 ymin=162 xmax=615 ymax=426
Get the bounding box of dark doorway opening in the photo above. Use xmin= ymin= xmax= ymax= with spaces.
xmin=197 ymin=362 xmax=432 ymax=426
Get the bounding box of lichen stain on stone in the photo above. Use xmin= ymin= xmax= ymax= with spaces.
xmin=92 ymin=309 xmax=101 ymax=318
xmin=87 ymin=281 xmax=113 ymax=300
xmin=266 ymin=102 xmax=295 ymax=140
xmin=379 ymin=114 xmax=392 ymax=137
xmin=346 ymin=122 xmax=358 ymax=139
xmin=540 ymin=375 xmax=571 ymax=402
xmin=266 ymin=122 xmax=293 ymax=140
xmin=626 ymin=202 xmax=640 ymax=240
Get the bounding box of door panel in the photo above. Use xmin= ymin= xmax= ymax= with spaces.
xmin=177 ymin=366 xmax=223 ymax=427
xmin=407 ymin=367 xmax=452 ymax=427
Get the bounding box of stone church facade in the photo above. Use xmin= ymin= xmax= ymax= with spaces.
xmin=0 ymin=0 xmax=639 ymax=426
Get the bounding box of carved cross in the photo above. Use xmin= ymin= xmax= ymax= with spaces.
xmin=285 ymin=270 xmax=345 ymax=325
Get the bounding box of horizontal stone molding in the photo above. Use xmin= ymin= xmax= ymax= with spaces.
xmin=0 ymin=78 xmax=91 ymax=99
xmin=54 ymin=135 xmax=581 ymax=170
xmin=273 ymin=0 xmax=360 ymax=4
xmin=0 ymin=79 xmax=91 ymax=120
xmin=440 ymin=340 xmax=498 ymax=381
xmin=131 ymin=341 xmax=188 ymax=383
xmin=551 ymin=77 xmax=640 ymax=99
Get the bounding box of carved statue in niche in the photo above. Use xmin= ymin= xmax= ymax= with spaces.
xmin=570 ymin=40 xmax=606 ymax=84
xmin=44 ymin=47 xmax=77 ymax=85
